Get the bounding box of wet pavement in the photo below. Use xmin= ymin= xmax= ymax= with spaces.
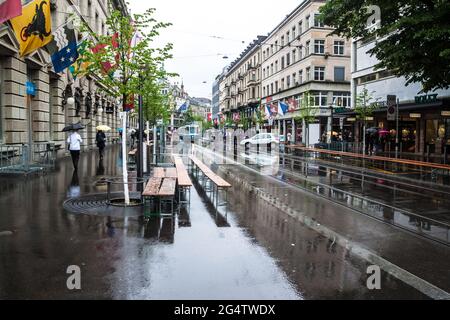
xmin=203 ymin=141 xmax=450 ymax=244
xmin=0 ymin=144 xmax=444 ymax=299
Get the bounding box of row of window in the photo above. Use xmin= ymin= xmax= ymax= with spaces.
xmin=263 ymin=66 xmax=346 ymax=97
xmin=276 ymin=91 xmax=351 ymax=109
xmin=263 ymin=13 xmax=325 ymax=60
xmin=357 ymin=69 xmax=395 ymax=85
xmin=262 ymin=40 xmax=345 ymax=79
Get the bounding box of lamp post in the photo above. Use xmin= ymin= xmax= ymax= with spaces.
xmin=137 ymin=73 xmax=144 ymax=184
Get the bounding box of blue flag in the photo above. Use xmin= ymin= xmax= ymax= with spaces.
xmin=47 ymin=26 xmax=79 ymax=74
xmin=278 ymin=101 xmax=289 ymax=116
xmin=178 ymin=101 xmax=189 ymax=113
xmin=51 ymin=42 xmax=79 ymax=73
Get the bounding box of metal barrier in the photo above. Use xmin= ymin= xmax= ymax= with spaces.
xmin=0 ymin=142 xmax=58 ymax=174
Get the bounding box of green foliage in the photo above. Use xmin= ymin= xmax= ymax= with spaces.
xmin=81 ymin=2 xmax=176 ymax=122
xmin=294 ymin=92 xmax=317 ymax=125
xmin=319 ymin=0 xmax=450 ymax=92
xmin=354 ymin=87 xmax=378 ymax=121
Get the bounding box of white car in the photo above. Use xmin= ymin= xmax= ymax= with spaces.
xmin=240 ymin=133 xmax=279 ymax=148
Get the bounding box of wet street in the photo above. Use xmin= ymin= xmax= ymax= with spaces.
xmin=0 ymin=144 xmax=447 ymax=299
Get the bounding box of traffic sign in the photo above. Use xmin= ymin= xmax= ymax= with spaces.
xmin=387 ymin=95 xmax=397 ymax=121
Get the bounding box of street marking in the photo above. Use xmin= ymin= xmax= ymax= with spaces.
xmin=0 ymin=231 xmax=13 ymax=237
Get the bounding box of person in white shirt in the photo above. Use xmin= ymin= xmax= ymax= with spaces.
xmin=67 ymin=130 xmax=82 ymax=171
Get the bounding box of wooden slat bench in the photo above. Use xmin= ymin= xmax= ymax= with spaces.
xmin=142 ymin=177 xmax=177 ymax=217
xmin=153 ymin=167 xmax=178 ymax=179
xmin=189 ymin=155 xmax=231 ymax=215
xmin=173 ymin=155 xmax=193 ymax=206
xmin=288 ymin=145 xmax=450 ymax=176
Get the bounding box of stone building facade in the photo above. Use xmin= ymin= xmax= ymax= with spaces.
xmin=0 ymin=0 xmax=128 ymax=160
xmin=219 ymin=36 xmax=266 ymax=125
xmin=260 ymin=0 xmax=351 ymax=144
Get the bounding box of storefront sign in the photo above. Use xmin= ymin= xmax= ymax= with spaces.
xmin=415 ymin=94 xmax=438 ymax=104
xmin=346 ymin=117 xmax=356 ymax=122
xmin=334 ymin=107 xmax=351 ymax=114
xmin=410 ymin=113 xmax=421 ymax=118
xmin=442 ymin=111 xmax=450 ymax=117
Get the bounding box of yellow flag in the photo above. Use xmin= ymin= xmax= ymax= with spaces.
xmin=10 ymin=0 xmax=52 ymax=57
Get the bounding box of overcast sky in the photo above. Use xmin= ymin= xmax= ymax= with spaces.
xmin=128 ymin=0 xmax=302 ymax=99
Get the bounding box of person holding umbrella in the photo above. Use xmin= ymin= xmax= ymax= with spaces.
xmin=96 ymin=125 xmax=110 ymax=159
xmin=67 ymin=129 xmax=83 ymax=171
xmin=96 ymin=130 xmax=106 ymax=159
xmin=63 ymin=122 xmax=85 ymax=171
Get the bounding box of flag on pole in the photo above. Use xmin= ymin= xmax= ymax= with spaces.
xmin=46 ymin=25 xmax=78 ymax=73
xmin=124 ymin=94 xmax=135 ymax=112
xmin=178 ymin=101 xmax=189 ymax=113
xmin=69 ymin=41 xmax=90 ymax=80
xmin=265 ymin=104 xmax=272 ymax=119
xmin=278 ymin=101 xmax=289 ymax=116
xmin=10 ymin=0 xmax=52 ymax=56
xmin=288 ymin=97 xmax=298 ymax=112
xmin=0 ymin=0 xmax=22 ymax=24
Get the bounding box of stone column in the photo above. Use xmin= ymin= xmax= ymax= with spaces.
xmin=50 ymin=77 xmax=65 ymax=152
xmin=3 ymin=56 xmax=27 ymax=145
xmin=31 ymin=69 xmax=50 ymax=144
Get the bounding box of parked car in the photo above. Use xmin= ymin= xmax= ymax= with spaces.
xmin=240 ymin=133 xmax=279 ymax=148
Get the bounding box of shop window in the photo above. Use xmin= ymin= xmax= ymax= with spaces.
xmin=333 ymin=92 xmax=351 ymax=108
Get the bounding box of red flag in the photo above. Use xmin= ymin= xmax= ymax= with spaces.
xmin=124 ymin=94 xmax=134 ymax=112
xmin=288 ymin=98 xmax=298 ymax=112
xmin=0 ymin=0 xmax=22 ymax=24
xmin=92 ymin=44 xmax=114 ymax=73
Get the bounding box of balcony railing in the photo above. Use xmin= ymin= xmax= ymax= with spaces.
xmin=247 ymin=97 xmax=259 ymax=104
xmin=247 ymin=77 xmax=258 ymax=86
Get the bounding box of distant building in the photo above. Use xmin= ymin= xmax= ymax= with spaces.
xmin=219 ymin=36 xmax=267 ymax=127
xmin=212 ymin=74 xmax=223 ymax=122
xmin=260 ymin=0 xmax=351 ymax=144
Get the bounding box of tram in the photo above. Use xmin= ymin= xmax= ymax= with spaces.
xmin=178 ymin=124 xmax=201 ymax=142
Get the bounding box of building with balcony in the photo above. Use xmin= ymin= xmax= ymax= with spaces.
xmin=218 ymin=36 xmax=266 ymax=127
xmin=260 ymin=0 xmax=351 ymax=144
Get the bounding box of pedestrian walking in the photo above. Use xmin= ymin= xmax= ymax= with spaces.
xmin=96 ymin=129 xmax=106 ymax=159
xmin=67 ymin=130 xmax=82 ymax=171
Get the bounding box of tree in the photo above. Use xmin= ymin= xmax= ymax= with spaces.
xmin=355 ymin=87 xmax=379 ymax=155
xmin=80 ymin=3 xmax=174 ymax=205
xmin=294 ymin=92 xmax=317 ymax=147
xmin=82 ymin=4 xmax=174 ymax=112
xmin=319 ymin=1 xmax=450 ymax=92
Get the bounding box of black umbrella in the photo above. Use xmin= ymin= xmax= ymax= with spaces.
xmin=366 ymin=127 xmax=379 ymax=134
xmin=62 ymin=122 xmax=85 ymax=132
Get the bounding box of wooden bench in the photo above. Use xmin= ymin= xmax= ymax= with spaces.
xmin=173 ymin=155 xmax=193 ymax=205
xmin=189 ymin=155 xmax=231 ymax=214
xmin=288 ymin=145 xmax=450 ymax=172
xmin=153 ymin=167 xmax=178 ymax=179
xmin=142 ymin=177 xmax=177 ymax=217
